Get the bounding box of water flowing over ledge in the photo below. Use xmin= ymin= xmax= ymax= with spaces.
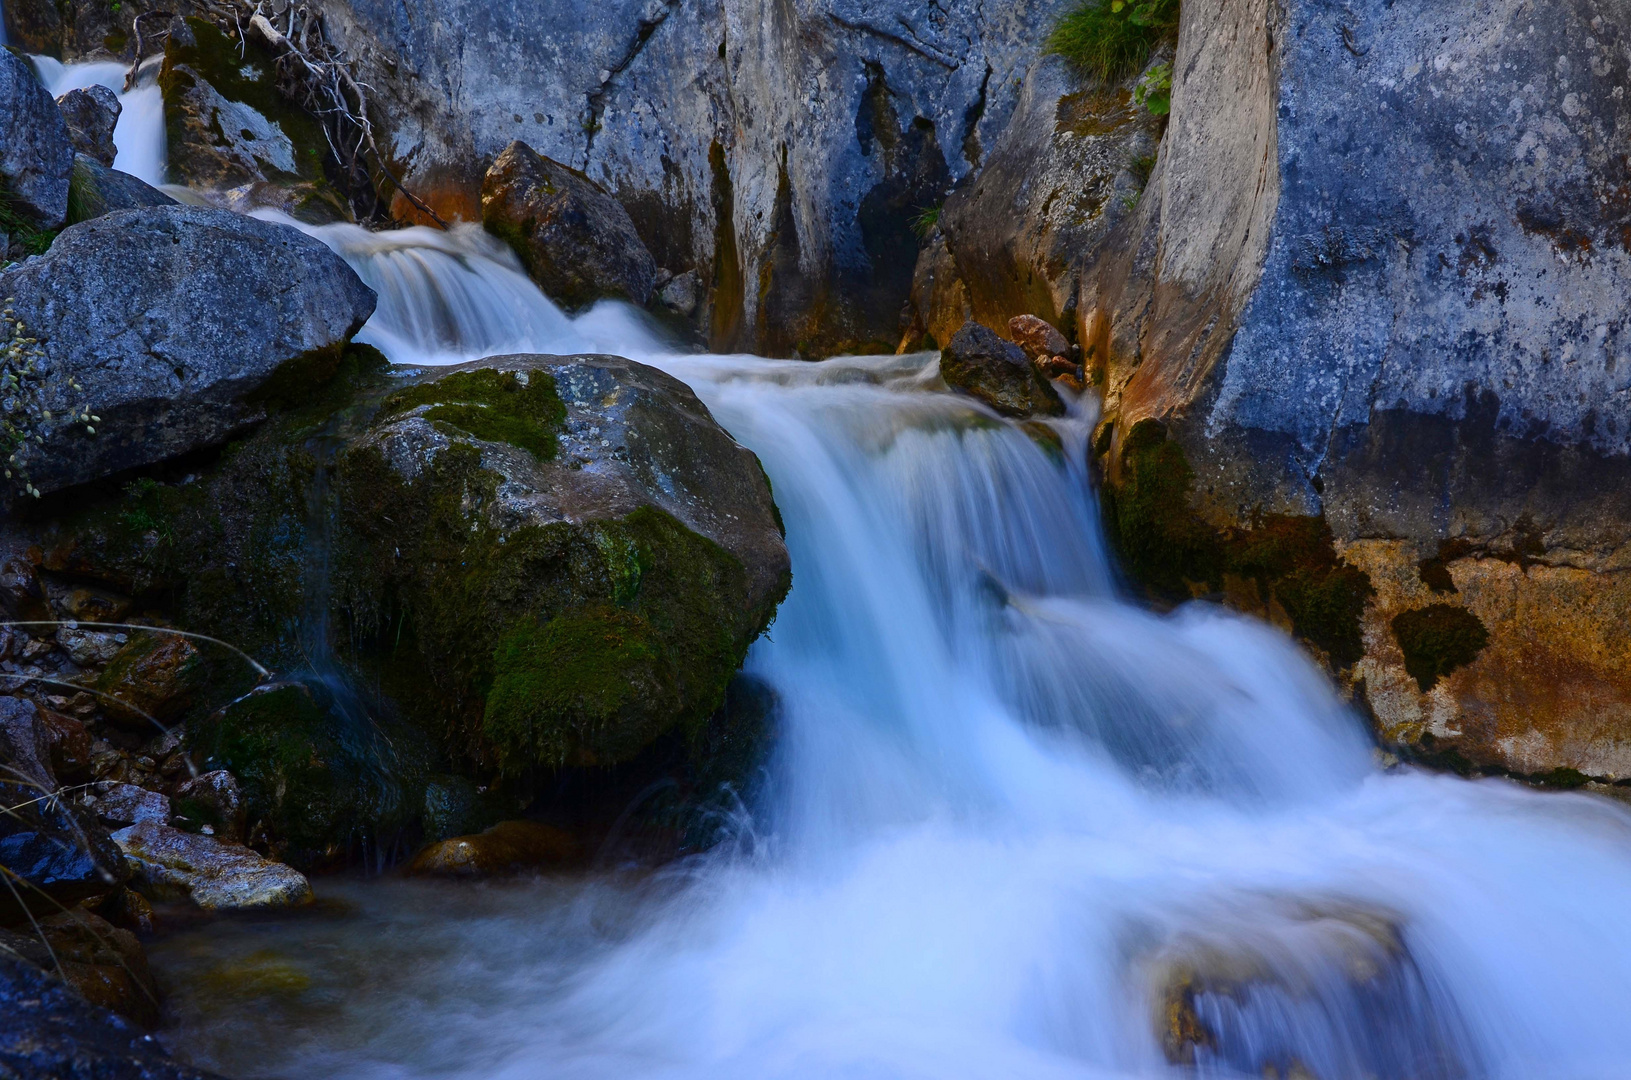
xmin=24 ymin=61 xmax=1631 ymax=1079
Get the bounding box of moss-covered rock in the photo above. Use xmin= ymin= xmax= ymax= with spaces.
xmin=1391 ymin=603 xmax=1491 ymax=693
xmin=1103 ymin=419 xmax=1373 ymax=668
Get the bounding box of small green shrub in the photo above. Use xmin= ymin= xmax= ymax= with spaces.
xmin=1047 ymin=0 xmax=1180 ymax=82
xmin=1135 ymin=61 xmax=1173 ymax=115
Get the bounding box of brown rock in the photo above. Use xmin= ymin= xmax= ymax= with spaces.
xmin=39 ymin=709 xmax=93 ymax=784
xmin=481 ymin=140 xmax=658 ymax=309
xmin=63 ymin=587 xmax=131 ymax=623
xmin=407 ymin=820 xmax=580 ymax=878
xmin=939 ymin=320 xmax=1064 ymax=418
xmin=0 ymin=910 xmax=159 ymax=1026
xmin=94 ymin=632 xmax=203 ymax=729
xmin=0 ymin=555 xmax=50 ymax=624
xmin=1008 ymin=314 xmax=1071 ymax=361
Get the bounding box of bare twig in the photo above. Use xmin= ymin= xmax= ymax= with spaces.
xmin=124 ymin=11 xmax=177 ymax=92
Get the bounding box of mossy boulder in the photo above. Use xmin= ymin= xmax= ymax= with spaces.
xmin=332 ymin=353 xmax=791 ymax=773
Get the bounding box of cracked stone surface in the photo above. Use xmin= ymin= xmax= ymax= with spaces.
xmin=311 ymin=0 xmax=1076 ymax=355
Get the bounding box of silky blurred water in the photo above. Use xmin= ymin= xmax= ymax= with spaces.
xmin=16 ymin=102 xmax=1608 ymax=1078
xmin=32 ymin=55 xmax=169 ymax=187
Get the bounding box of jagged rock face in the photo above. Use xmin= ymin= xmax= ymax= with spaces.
xmin=921 ymin=0 xmax=1631 ymax=781
xmin=482 ymin=141 xmax=658 ymax=309
xmin=0 ymin=49 xmax=74 ymax=231
xmin=56 ymin=85 xmax=121 ymax=168
xmin=909 ymin=54 xmax=1163 ymax=350
xmin=0 ymin=204 xmax=376 ymax=497
xmin=310 ymin=0 xmax=1074 ymax=356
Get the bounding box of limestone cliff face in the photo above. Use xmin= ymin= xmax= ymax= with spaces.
xmin=944 ymin=0 xmax=1631 ymax=782
xmin=308 ymin=0 xmax=1072 ymax=356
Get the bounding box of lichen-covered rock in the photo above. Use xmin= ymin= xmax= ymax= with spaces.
xmin=0 ymin=958 xmax=222 ymax=1079
xmin=111 ymin=821 xmax=313 ymax=909
xmin=87 ymin=782 xmax=170 ymax=828
xmin=0 ymin=48 xmax=73 ymax=231
xmin=0 ymin=203 xmax=376 ymax=496
xmin=66 ymin=153 xmax=177 ymax=224
xmin=171 ymin=769 xmax=244 ymax=842
xmin=93 ymin=630 xmax=204 ymax=729
xmin=56 ymin=85 xmax=120 ymax=167
xmin=482 ymin=141 xmax=657 ymax=309
xmin=158 ymin=17 xmax=342 ymax=203
xmin=939 ymin=320 xmax=1064 ymax=418
xmin=407 ymin=819 xmax=579 ymax=877
xmin=333 ymin=354 xmax=791 ymax=772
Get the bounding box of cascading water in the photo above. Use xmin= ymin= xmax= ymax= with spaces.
xmin=30 ymin=54 xmax=169 ymax=187
xmin=138 ymin=226 xmax=1631 ymax=1080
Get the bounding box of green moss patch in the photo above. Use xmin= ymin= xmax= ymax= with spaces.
xmin=383 ymin=368 xmax=567 ymax=461
xmin=1103 ymin=419 xmax=1374 ymax=667
xmin=1391 ymin=603 xmax=1491 ymax=692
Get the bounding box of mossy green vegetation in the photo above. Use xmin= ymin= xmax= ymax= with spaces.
xmin=0 ymin=194 xmax=56 ymax=259
xmin=382 ymin=368 xmax=567 ymax=461
xmin=1391 ymin=603 xmax=1491 ymax=692
xmin=1047 ymin=0 xmax=1179 ymax=82
xmin=188 ymin=681 xmax=430 ymax=866
xmin=1103 ymin=419 xmax=1374 ymax=667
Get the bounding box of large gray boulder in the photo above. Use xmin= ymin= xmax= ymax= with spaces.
xmin=300 ymin=0 xmax=1076 ymax=355
xmin=1067 ymin=0 xmax=1631 ymax=779
xmin=0 ymin=204 xmax=376 ymax=496
xmin=481 ymin=141 xmax=658 ymax=309
xmin=0 ymin=48 xmax=73 ymax=230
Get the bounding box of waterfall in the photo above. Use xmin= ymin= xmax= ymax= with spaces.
xmin=31 ymin=55 xmax=168 ymax=187
xmin=36 ymin=53 xmax=1631 ymax=1080
xmin=140 ymin=226 xmax=1631 ymax=1080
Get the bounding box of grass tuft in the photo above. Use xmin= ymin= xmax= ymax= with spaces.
xmin=1047 ymin=0 xmax=1180 ymax=82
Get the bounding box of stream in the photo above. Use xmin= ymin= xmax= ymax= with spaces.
xmin=26 ymin=49 xmax=1631 ymax=1080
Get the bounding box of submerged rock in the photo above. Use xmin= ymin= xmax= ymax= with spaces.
xmin=56 ymin=85 xmax=120 ymax=167
xmin=482 ymin=141 xmax=658 ymax=309
xmin=0 ymin=956 xmax=222 ymax=1079
xmin=939 ymin=320 xmax=1064 ymax=418
xmin=407 ymin=819 xmax=579 ymax=877
xmin=0 ymin=49 xmax=73 ymax=231
xmin=0 ymin=203 xmax=376 ymax=496
xmin=66 ymin=153 xmax=177 ymax=224
xmin=111 ymin=821 xmax=313 ymax=909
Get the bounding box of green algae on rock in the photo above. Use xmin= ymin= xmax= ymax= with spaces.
xmin=1391 ymin=604 xmax=1492 ymax=694
xmin=381 ymin=367 xmax=567 ymax=462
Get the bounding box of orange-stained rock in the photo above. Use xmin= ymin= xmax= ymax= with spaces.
xmin=1007 ymin=314 xmax=1071 ymax=362
xmin=407 ymin=820 xmax=580 ymax=878
xmin=94 ymin=631 xmax=203 ymax=729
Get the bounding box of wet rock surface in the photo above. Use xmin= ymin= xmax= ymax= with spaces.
xmin=0 ymin=203 xmax=376 ymax=496
xmin=112 ymin=821 xmax=314 ymax=910
xmin=0 ymin=49 xmax=74 ymax=232
xmin=939 ymin=320 xmax=1064 ymax=418
xmin=482 ymin=141 xmax=658 ymax=309
xmin=0 ymin=909 xmax=158 ymax=1026
xmin=0 ymin=955 xmax=223 ymax=1079
xmin=407 ymin=819 xmax=580 ymax=877
xmin=56 ymin=85 xmax=121 ymax=168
